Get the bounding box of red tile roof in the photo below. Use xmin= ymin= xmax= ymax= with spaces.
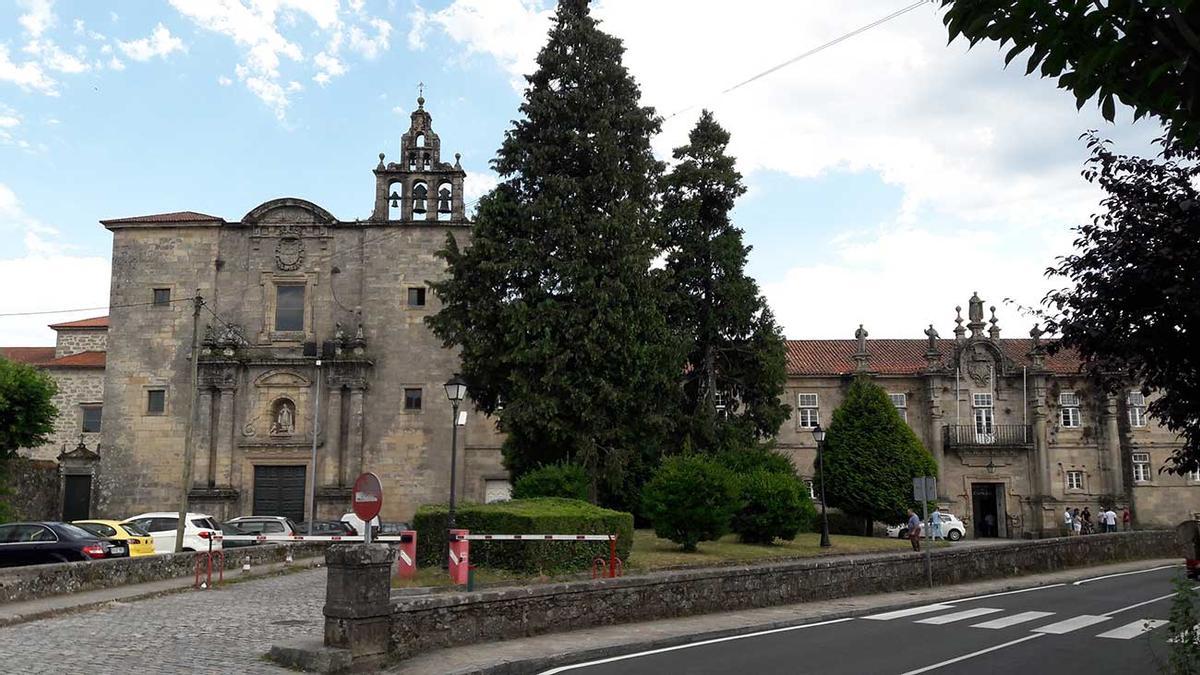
xmin=100 ymin=210 xmax=223 ymax=225
xmin=48 ymin=315 xmax=108 ymax=330
xmin=784 ymin=339 xmax=1084 ymax=376
xmin=43 ymin=350 xmax=106 ymax=368
xmin=0 ymin=347 xmax=56 ymax=365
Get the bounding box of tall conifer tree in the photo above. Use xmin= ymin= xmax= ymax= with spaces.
xmin=427 ymin=0 xmax=678 ymax=502
xmin=661 ymin=111 xmax=790 ymax=453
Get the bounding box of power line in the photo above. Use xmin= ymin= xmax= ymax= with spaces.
xmin=0 ymin=296 xmax=193 ymax=318
xmin=666 ymin=0 xmax=932 ymax=120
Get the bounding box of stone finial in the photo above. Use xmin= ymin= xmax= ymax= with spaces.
xmin=454 ymin=152 xmax=462 ymax=169
xmin=377 ymin=152 xmax=385 ymax=169
xmin=988 ymin=306 xmax=1001 ymax=340
xmin=953 ymin=306 xmax=966 ymax=343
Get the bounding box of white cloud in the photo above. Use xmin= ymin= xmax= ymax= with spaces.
xmin=347 ymin=18 xmax=392 ymax=59
xmin=18 ymin=0 xmax=56 ymax=39
xmin=313 ymin=50 xmax=345 ymax=85
xmin=0 ymin=44 xmax=58 ymax=95
xmin=391 ymin=104 xmax=405 ymax=115
xmin=217 ymin=74 xmax=233 ymax=86
xmin=406 ymin=9 xmax=428 ymax=50
xmin=108 ymin=56 xmax=125 ymax=71
xmin=463 ymin=170 xmax=499 ymax=204
xmin=409 ymin=0 xmax=552 ymax=88
xmin=117 ymin=23 xmax=186 ymax=62
xmin=24 ymin=39 xmax=91 ymax=73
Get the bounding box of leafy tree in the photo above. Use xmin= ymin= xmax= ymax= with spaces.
xmin=1039 ymin=134 xmax=1200 ymax=474
xmin=1163 ymin=576 xmax=1200 ymax=673
xmin=731 ymin=469 xmax=815 ymax=544
xmin=0 ymin=357 xmax=58 ymax=521
xmin=821 ymin=375 xmax=937 ymax=532
xmin=641 ymin=454 xmax=741 ymax=551
xmin=511 ymin=462 xmax=589 ymax=501
xmin=426 ymin=0 xmax=679 ymax=503
xmin=662 ymin=110 xmax=790 ymax=454
xmin=940 ymin=1 xmax=1200 ymax=148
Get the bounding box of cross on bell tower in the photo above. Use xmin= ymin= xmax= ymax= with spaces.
xmin=371 ymin=91 xmax=467 ymax=223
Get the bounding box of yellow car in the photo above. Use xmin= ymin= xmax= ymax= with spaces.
xmin=73 ymin=520 xmax=157 ymax=557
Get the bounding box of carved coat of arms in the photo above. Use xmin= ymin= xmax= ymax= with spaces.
xmin=966 ymin=359 xmax=992 ymax=387
xmin=275 ymin=237 xmax=304 ymax=271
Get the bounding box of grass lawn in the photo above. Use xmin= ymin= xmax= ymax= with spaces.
xmin=393 ymin=529 xmax=933 ymax=588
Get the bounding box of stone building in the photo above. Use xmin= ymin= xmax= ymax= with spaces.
xmin=94 ymin=97 xmax=505 ymax=524
xmin=2 ymin=316 xmax=108 ymax=519
xmin=775 ymin=293 xmax=1197 ymax=536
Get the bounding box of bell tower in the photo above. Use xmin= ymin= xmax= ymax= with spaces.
xmin=371 ymin=92 xmax=467 ymax=223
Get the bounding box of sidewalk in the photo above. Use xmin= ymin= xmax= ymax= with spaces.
xmin=0 ymin=554 xmax=323 ymax=627
xmin=387 ymin=557 xmax=1181 ymax=675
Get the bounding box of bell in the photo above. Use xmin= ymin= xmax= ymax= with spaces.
xmin=438 ymin=188 xmax=451 ymax=213
xmin=413 ymin=184 xmax=428 ymax=214
xmin=389 ymin=191 xmax=400 ymax=208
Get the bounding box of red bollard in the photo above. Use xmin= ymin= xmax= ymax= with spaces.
xmin=448 ymin=529 xmax=470 ymax=585
xmin=394 ymin=530 xmax=417 ymax=580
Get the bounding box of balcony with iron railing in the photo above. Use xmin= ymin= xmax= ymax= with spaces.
xmin=943 ymin=424 xmax=1034 ymax=449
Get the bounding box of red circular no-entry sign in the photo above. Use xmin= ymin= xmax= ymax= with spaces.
xmin=352 ymin=472 xmax=383 ymax=522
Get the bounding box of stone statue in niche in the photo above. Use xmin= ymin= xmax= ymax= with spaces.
xmin=270 ymin=398 xmax=296 ymax=436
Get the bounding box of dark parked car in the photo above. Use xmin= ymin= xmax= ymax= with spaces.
xmin=218 ymin=521 xmax=260 ymax=548
xmin=296 ymin=520 xmax=355 ymax=536
xmin=378 ymin=522 xmax=411 ymax=536
xmin=0 ymin=522 xmax=127 ymax=567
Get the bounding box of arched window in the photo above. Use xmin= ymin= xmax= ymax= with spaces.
xmin=388 ymin=181 xmax=404 ymax=221
xmin=269 ymin=398 xmax=297 ymax=436
xmin=412 ymin=181 xmax=428 ymax=214
xmin=414 ymin=133 xmax=425 ymax=148
xmin=408 ymin=152 xmax=417 ymax=170
xmin=437 ymin=181 xmax=453 ymax=221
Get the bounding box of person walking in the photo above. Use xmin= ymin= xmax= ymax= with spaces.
xmin=1122 ymin=507 xmax=1132 ymax=531
xmin=1103 ymin=507 xmax=1118 ymax=533
xmin=1064 ymin=506 xmax=1074 ymax=536
xmin=1072 ymin=508 xmax=1083 ymax=536
xmin=907 ymin=508 xmax=922 ymax=552
xmin=1082 ymin=507 xmax=1094 ymax=535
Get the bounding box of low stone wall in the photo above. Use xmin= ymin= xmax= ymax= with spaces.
xmin=0 ymin=542 xmax=326 ymax=604
xmin=388 ymin=530 xmax=1181 ymax=660
xmin=6 ymin=458 xmax=59 ymax=520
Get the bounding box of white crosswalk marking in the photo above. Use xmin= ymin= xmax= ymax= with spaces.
xmin=915 ymin=608 xmax=1004 ymax=625
xmin=1096 ymin=619 xmax=1169 ymax=640
xmin=1033 ymin=615 xmax=1111 ymax=634
xmin=863 ymin=604 xmax=956 ymax=621
xmin=970 ymin=611 xmax=1056 ymax=629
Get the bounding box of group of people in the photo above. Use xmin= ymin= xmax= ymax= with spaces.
xmin=1063 ymin=505 xmax=1130 ymax=535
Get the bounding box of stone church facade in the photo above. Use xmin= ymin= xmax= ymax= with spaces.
xmin=94 ymin=98 xmax=505 ymax=523
xmin=776 ymin=293 xmax=1197 ymax=535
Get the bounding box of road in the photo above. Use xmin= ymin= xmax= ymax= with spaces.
xmin=544 ymin=563 xmax=1188 ymax=675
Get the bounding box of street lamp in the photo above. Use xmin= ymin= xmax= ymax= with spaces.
xmin=812 ymin=424 xmax=831 ymax=548
xmin=443 ymin=374 xmax=467 ymax=534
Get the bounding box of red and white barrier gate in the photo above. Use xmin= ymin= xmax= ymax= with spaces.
xmin=450 ymin=531 xmax=623 ymax=581
xmin=212 ymin=531 xmax=418 ymax=580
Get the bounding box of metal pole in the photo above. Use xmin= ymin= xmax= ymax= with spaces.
xmin=923 ymin=493 xmax=932 ymax=588
xmin=817 ymin=439 xmax=831 ymax=547
xmin=308 ymin=359 xmax=321 ymax=536
xmin=175 ymin=291 xmax=204 ymax=553
xmin=448 ymin=400 xmax=460 ymax=530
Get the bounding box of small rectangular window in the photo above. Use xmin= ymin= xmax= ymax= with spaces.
xmin=274 ymin=285 xmax=305 ymax=332
xmin=146 ymin=389 xmax=166 ymax=415
xmin=1059 ymin=392 xmax=1080 ymax=407
xmin=797 ymin=393 xmax=819 ymax=429
xmin=152 ymin=288 xmax=171 ymax=307
xmin=1132 ymin=452 xmax=1152 ymax=482
xmin=972 ymin=393 xmax=993 ymax=408
xmin=798 ymin=393 xmax=819 ymax=408
xmin=81 ymin=405 xmax=102 ymax=432
xmin=889 ymin=393 xmax=907 ymax=422
xmin=404 ymin=388 xmax=423 ymax=411
xmin=1128 ymin=391 xmax=1147 ymax=428
xmin=1066 ymin=470 xmax=1083 ymax=490
xmin=407 ymin=287 xmax=427 ymax=307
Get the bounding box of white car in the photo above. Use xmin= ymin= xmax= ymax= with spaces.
xmin=227 ymin=516 xmax=301 ymax=537
xmin=887 ymin=512 xmax=966 ymax=542
xmin=123 ymin=512 xmax=223 ymax=553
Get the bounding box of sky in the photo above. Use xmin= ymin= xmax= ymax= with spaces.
xmin=0 ymin=0 xmax=1163 ymax=347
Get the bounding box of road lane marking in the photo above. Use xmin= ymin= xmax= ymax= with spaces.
xmin=896 ymin=634 xmax=1045 ymax=675
xmin=1032 ymin=615 xmax=1111 ymax=634
xmin=970 ymin=611 xmax=1055 ymax=629
xmin=863 ymin=604 xmax=956 ymax=621
xmin=914 ymin=608 xmax=1003 ymax=625
xmin=1096 ymin=619 xmax=1169 ymax=640
xmin=1103 ymin=591 xmax=1184 ymax=617
xmin=947 ymin=583 xmax=1065 ymax=604
xmin=1073 ymin=564 xmax=1178 ymax=586
xmin=536 ymin=617 xmax=855 ymax=674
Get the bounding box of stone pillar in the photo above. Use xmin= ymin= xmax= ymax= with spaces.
xmin=1103 ymin=394 xmax=1124 ymax=495
xmin=324 ymin=544 xmax=394 ymax=662
xmin=926 ymin=375 xmax=946 ymax=498
xmin=1030 ymin=374 xmax=1051 ymax=497
xmin=195 ymin=389 xmax=214 ymax=487
xmin=348 ymin=386 xmax=366 ymax=477
xmin=215 ymin=386 xmax=237 ymax=486
xmin=324 ymin=385 xmax=344 ymax=487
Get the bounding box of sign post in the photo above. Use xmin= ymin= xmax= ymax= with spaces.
xmin=352 ymin=472 xmax=383 ymax=545
xmin=913 ymin=476 xmax=936 ymax=588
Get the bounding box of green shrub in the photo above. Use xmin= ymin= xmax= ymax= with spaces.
xmin=731 ymin=470 xmax=816 ymax=544
xmin=823 ymin=509 xmax=870 ymax=536
xmin=715 ymin=447 xmax=796 ymax=476
xmin=412 ymin=498 xmax=633 ymax=574
xmin=641 ymin=455 xmax=741 ymax=552
xmin=511 ymin=462 xmax=589 ymax=501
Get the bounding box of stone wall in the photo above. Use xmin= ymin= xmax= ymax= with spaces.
xmin=55 ymin=329 xmax=108 ymax=358
xmin=387 ymin=530 xmax=1181 ymax=661
xmin=24 ymin=366 xmax=105 ymax=462
xmin=5 ymin=458 xmax=59 ymax=520
xmin=0 ymin=541 xmax=326 ymax=603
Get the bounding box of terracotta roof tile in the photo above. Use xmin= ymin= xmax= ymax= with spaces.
xmin=100 ymin=210 xmax=223 ymax=225
xmin=43 ymin=350 xmax=106 ymax=368
xmin=48 ymin=315 xmax=108 ymax=330
xmin=0 ymin=347 xmax=56 ymax=365
xmin=784 ymin=339 xmax=1084 ymax=376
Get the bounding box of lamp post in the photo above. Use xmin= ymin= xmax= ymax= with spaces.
xmin=443 ymin=374 xmax=468 ymax=533
xmin=812 ymin=424 xmax=831 ymax=548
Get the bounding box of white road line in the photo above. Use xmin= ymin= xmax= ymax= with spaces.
xmin=970 ymin=611 xmax=1055 ymax=629
xmin=1073 ymin=564 xmax=1179 ymax=586
xmin=946 ymin=583 xmax=1065 ymax=604
xmin=1096 ymin=619 xmax=1169 ymax=640
xmin=1032 ymin=615 xmax=1112 ymax=634
xmin=915 ymin=608 xmax=1003 ymax=625
xmin=535 ymin=617 xmax=855 ymax=674
xmin=1103 ymin=591 xmax=1183 ymax=617
xmin=896 ymin=634 xmax=1045 ymax=675
xmin=863 ymin=604 xmax=956 ymax=621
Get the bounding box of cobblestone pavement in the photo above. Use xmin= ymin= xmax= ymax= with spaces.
xmin=0 ymin=567 xmax=326 ymax=673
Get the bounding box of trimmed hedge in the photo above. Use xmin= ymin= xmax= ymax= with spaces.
xmin=641 ymin=455 xmax=741 ymax=552
xmin=413 ymin=498 xmax=634 ymax=574
xmin=732 ymin=469 xmax=816 ymax=544
xmin=512 ymin=462 xmax=589 ymax=501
